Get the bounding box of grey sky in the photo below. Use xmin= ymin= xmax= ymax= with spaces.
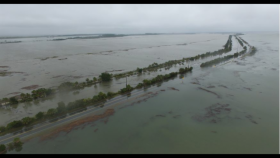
xmin=0 ymin=4 xmax=278 ymax=36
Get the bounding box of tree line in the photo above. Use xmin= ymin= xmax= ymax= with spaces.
xmin=0 ymin=137 xmax=23 ymax=154
xmin=200 ymin=43 xmax=257 ymax=68
xmin=0 ymin=66 xmax=193 ymax=136
xmin=0 ymin=88 xmax=55 ymax=106
xmin=235 ymin=35 xmax=244 ymax=47
xmin=0 ymin=35 xmax=233 ymax=107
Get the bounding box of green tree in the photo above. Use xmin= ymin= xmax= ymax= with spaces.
xmin=0 ymin=144 xmax=6 ymax=153
xmin=86 ymin=78 xmax=89 ymax=82
xmin=6 ymin=120 xmax=23 ymax=130
xmin=92 ymin=95 xmax=99 ymax=102
xmin=47 ymin=108 xmax=57 ymax=116
xmin=57 ymin=102 xmax=66 ymax=113
xmin=13 ymin=137 xmax=23 ymax=147
xmin=179 ymin=68 xmax=185 ymax=74
xmin=136 ymin=83 xmax=143 ymax=88
xmin=35 ymin=112 xmax=44 ymax=120
xmin=21 ymin=117 xmax=33 ymax=125
xmin=58 ymin=82 xmax=74 ymax=91
xmin=7 ymin=142 xmax=14 ymax=151
xmin=0 ymin=126 xmax=5 ymax=133
xmin=2 ymin=98 xmax=9 ymax=102
xmin=20 ymin=93 xmax=26 ymax=102
xmin=98 ymin=92 xmax=107 ymax=100
xmin=107 ymin=92 xmax=114 ymax=98
xmin=99 ymin=72 xmax=111 ymax=81
xmin=45 ymin=88 xmax=53 ymax=96
xmin=126 ymin=84 xmax=133 ymax=91
xmin=25 ymin=93 xmax=32 ymax=101
xmin=31 ymin=90 xmax=38 ymax=99
xmin=143 ymin=79 xmax=151 ymax=86
xmin=137 ymin=67 xmax=143 ymax=73
xmin=15 ymin=145 xmax=23 ymax=152
xmin=93 ymin=77 xmax=97 ymax=82
xmin=83 ymin=98 xmax=91 ymax=104
xmin=9 ymin=97 xmax=18 ymax=104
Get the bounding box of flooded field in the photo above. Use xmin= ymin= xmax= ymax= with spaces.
xmin=1 ymin=32 xmax=279 ymax=154
xmin=0 ymin=33 xmax=232 ymax=126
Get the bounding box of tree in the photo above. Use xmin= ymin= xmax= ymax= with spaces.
xmin=58 ymin=82 xmax=74 ymax=91
xmin=9 ymin=97 xmax=18 ymax=104
xmin=92 ymin=95 xmax=99 ymax=102
xmin=57 ymin=101 xmax=66 ymax=113
xmin=179 ymin=68 xmax=185 ymax=74
xmin=0 ymin=144 xmax=6 ymax=153
xmin=20 ymin=93 xmax=26 ymax=101
xmin=15 ymin=145 xmax=23 ymax=152
xmin=86 ymin=78 xmax=89 ymax=82
xmin=107 ymin=92 xmax=114 ymax=98
xmin=143 ymin=79 xmax=151 ymax=86
xmin=0 ymin=126 xmax=5 ymax=133
xmin=98 ymin=92 xmax=107 ymax=100
xmin=13 ymin=137 xmax=23 ymax=147
xmin=31 ymin=90 xmax=38 ymax=99
xmin=21 ymin=117 xmax=33 ymax=125
xmin=93 ymin=77 xmax=97 ymax=82
xmin=7 ymin=142 xmax=14 ymax=151
xmin=136 ymin=83 xmax=143 ymax=88
xmin=45 ymin=88 xmax=53 ymax=96
xmin=2 ymin=98 xmax=9 ymax=102
xmin=35 ymin=112 xmax=44 ymax=120
xmin=25 ymin=93 xmax=32 ymax=101
xmin=120 ymin=84 xmax=133 ymax=93
xmin=126 ymin=84 xmax=133 ymax=91
xmin=6 ymin=121 xmax=23 ymax=130
xmin=137 ymin=67 xmax=143 ymax=73
xmin=99 ymin=72 xmax=111 ymax=81
xmin=47 ymin=108 xmax=57 ymax=116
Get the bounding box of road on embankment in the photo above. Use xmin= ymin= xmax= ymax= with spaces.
xmin=0 ymin=86 xmax=159 ymax=144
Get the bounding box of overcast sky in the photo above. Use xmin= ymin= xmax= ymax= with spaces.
xmin=0 ymin=4 xmax=278 ymax=36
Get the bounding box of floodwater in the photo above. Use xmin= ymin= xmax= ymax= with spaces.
xmin=0 ymin=33 xmax=231 ymax=126
xmin=1 ymin=32 xmax=279 ymax=154
xmin=0 ymin=33 xmax=228 ymax=97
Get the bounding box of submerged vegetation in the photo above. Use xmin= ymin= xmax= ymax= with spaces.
xmin=235 ymin=35 xmax=243 ymax=47
xmin=99 ymin=72 xmax=112 ymax=81
xmin=238 ymin=37 xmax=250 ymax=46
xmin=0 ymin=41 xmax=21 ymax=44
xmin=200 ymin=35 xmax=255 ymax=68
xmin=200 ymin=48 xmax=247 ymax=67
xmin=48 ymin=34 xmax=126 ymax=41
xmin=1 ymin=35 xmax=253 ymax=138
xmin=248 ymin=46 xmax=257 ymax=56
xmin=0 ymin=66 xmax=193 ymax=136
xmin=0 ymin=88 xmax=55 ymax=106
xmin=0 ymin=35 xmax=233 ymax=106
xmin=0 ymin=34 xmax=260 ymax=154
xmin=0 ymin=137 xmax=23 ymax=154
xmin=114 ymin=35 xmax=232 ymax=79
